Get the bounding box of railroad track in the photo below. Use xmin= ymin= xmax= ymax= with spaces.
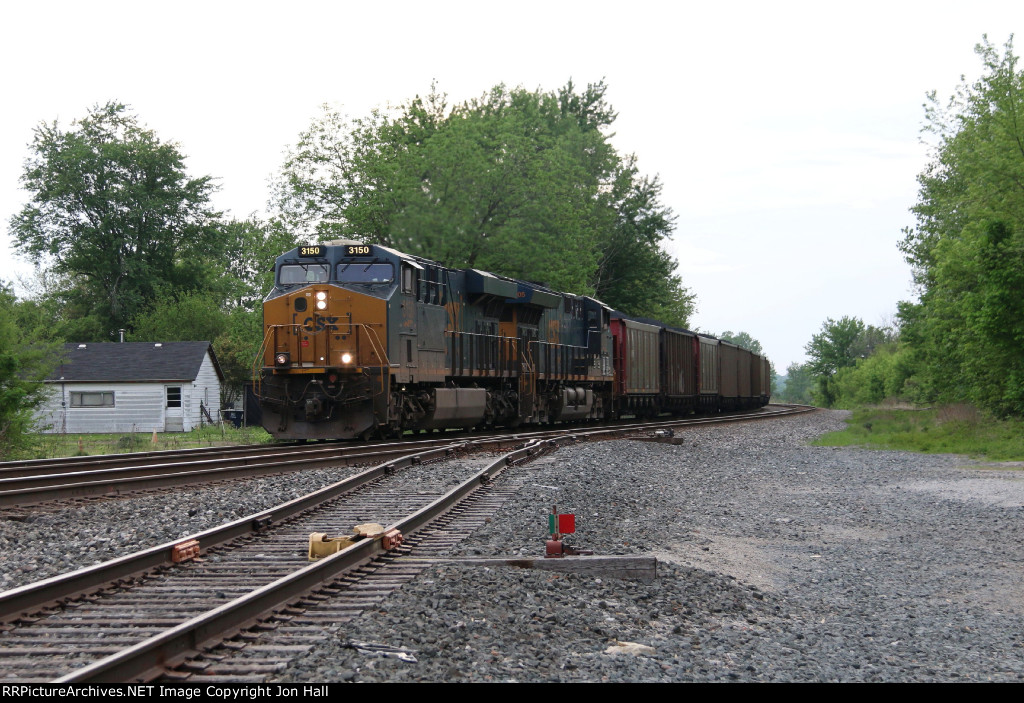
xmin=0 ymin=405 xmax=811 ymax=510
xmin=0 ymin=436 xmax=503 ymax=510
xmin=0 ymin=405 xmax=814 ymax=682
xmin=162 ymin=480 xmax=530 ymax=682
xmin=0 ymin=437 xmax=569 ymax=682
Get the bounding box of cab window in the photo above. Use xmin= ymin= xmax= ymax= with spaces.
xmin=279 ymin=264 xmax=329 ymax=285
xmin=336 ymin=262 xmax=394 ymax=283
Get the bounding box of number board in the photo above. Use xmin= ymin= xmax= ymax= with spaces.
xmin=344 ymin=245 xmax=373 ymax=256
xmin=299 ymin=245 xmax=323 ymax=257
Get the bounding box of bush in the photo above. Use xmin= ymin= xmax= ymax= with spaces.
xmin=829 ymin=345 xmax=918 ymax=408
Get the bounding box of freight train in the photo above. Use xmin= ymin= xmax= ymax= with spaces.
xmin=255 ymin=241 xmax=770 ymax=440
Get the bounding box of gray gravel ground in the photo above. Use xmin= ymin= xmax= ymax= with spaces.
xmin=0 ymin=453 xmax=496 ymax=590
xmin=4 ymin=410 xmax=1023 ymax=682
xmin=275 ymin=410 xmax=1024 ymax=682
xmin=0 ymin=465 xmax=371 ymax=590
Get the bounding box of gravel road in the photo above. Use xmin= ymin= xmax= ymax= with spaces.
xmin=276 ymin=409 xmax=1024 ymax=682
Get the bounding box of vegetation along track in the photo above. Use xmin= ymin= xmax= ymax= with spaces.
xmin=0 ymin=405 xmax=811 ymax=682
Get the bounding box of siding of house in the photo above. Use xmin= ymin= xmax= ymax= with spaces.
xmin=187 ymin=354 xmax=222 ymax=430
xmin=35 ymin=350 xmax=223 ymax=434
xmin=37 ymin=383 xmax=169 ymax=434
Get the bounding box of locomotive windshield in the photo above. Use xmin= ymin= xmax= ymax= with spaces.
xmin=337 ymin=262 xmax=394 ymax=284
xmin=279 ymin=263 xmax=329 ymax=285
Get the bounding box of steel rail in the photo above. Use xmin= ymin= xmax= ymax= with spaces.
xmin=0 ymin=439 xmax=475 ymax=508
xmin=0 ymin=442 xmax=296 ymax=477
xmin=1 ymin=405 xmax=813 ymax=682
xmin=0 ymin=404 xmax=808 ymax=478
xmin=0 ymin=442 xmax=467 ymax=624
xmin=54 ymin=437 xmax=562 ymax=683
xmin=0 ymin=405 xmax=813 ymax=625
xmin=0 ymin=405 xmax=812 ymax=508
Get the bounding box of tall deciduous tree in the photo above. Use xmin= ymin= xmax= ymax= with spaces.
xmin=10 ymin=102 xmax=222 ymax=338
xmin=273 ymin=81 xmax=695 ymax=325
xmin=805 ymin=317 xmax=867 ymax=378
xmin=210 ymin=217 xmax=300 ymax=310
xmin=899 ymin=36 xmax=1024 ymax=416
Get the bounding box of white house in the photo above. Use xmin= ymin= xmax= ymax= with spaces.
xmin=36 ymin=342 xmax=224 ymax=434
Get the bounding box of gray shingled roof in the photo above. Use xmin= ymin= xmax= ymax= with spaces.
xmin=46 ymin=342 xmax=224 ymax=383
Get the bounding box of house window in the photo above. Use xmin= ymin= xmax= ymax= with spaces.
xmin=167 ymin=386 xmax=182 ymax=408
xmin=70 ymin=391 xmax=114 ymax=408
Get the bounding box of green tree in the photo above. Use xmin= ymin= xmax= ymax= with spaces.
xmin=806 ymin=317 xmax=874 ymax=376
xmin=0 ymin=284 xmax=61 ymax=457
xmin=778 ymin=362 xmax=814 ymax=404
xmin=10 ymin=102 xmax=223 ymax=338
xmin=213 ymin=307 xmax=265 ymax=406
xmin=209 ymin=217 xmax=299 ymax=309
xmin=130 ymin=290 xmax=229 ymax=343
xmin=830 ymin=344 xmax=916 ymax=408
xmin=273 ymin=81 xmax=694 ymax=325
xmin=718 ymin=330 xmax=764 ymax=355
xmin=899 ymin=36 xmax=1024 ymax=416
xmin=804 ymin=317 xmax=895 ymax=406
xmin=805 ymin=316 xmax=865 ymax=406
xmin=593 ymin=157 xmax=694 ymax=326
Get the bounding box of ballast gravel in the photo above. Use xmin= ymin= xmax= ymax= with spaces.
xmin=0 ymin=457 xmax=487 ymax=591
xmin=274 ymin=410 xmax=1024 ymax=682
xmin=4 ymin=410 xmax=1024 ymax=682
xmin=0 ymin=465 xmax=371 ymax=590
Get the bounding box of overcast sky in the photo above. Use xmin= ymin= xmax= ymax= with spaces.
xmin=1 ymin=1 xmax=1020 ymax=370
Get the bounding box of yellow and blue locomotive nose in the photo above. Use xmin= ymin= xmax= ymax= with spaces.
xmin=259 ymin=282 xmax=391 ymax=440
xmin=263 ymin=286 xmax=388 ymax=373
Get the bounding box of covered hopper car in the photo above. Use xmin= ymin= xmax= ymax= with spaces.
xmin=255 ymin=241 xmax=769 ymax=440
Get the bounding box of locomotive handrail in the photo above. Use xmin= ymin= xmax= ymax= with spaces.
xmin=253 ymin=322 xmax=391 ymax=395
xmin=359 ymin=322 xmax=391 ymax=394
xmin=251 ymin=324 xmax=281 ymax=398
xmin=521 ymin=342 xmax=536 ymax=404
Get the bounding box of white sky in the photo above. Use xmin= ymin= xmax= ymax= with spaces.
xmin=1 ymin=1 xmax=1020 ymax=370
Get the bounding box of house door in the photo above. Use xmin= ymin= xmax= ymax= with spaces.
xmin=165 ymin=385 xmax=184 ymax=432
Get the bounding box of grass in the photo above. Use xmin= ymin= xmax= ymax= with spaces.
xmin=18 ymin=424 xmax=275 ymax=460
xmin=813 ymin=404 xmax=1024 ymax=462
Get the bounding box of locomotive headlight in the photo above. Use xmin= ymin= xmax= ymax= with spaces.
xmin=275 ymin=352 xmax=290 ymax=366
xmin=316 ymin=300 xmax=327 ymax=310
xmin=316 ymin=291 xmax=327 ymax=300
xmin=315 ymin=291 xmax=328 ymax=310
xmin=341 ymin=352 xmax=353 ymax=364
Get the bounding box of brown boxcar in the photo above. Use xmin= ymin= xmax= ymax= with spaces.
xmin=660 ymin=327 xmax=698 ymax=413
xmin=737 ymin=347 xmax=752 ymax=407
xmin=719 ymin=342 xmax=740 ymax=409
xmin=697 ymin=335 xmax=720 ymax=411
xmin=751 ymin=353 xmax=764 ymax=409
xmin=611 ymin=316 xmax=660 ymax=415
xmin=759 ymin=355 xmax=772 ymax=404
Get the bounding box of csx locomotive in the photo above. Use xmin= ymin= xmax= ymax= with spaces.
xmin=256 ymin=241 xmax=770 ymax=440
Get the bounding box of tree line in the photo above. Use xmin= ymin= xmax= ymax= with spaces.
xmin=1 ymin=81 xmax=696 ymax=455
xmin=777 ymin=37 xmax=1024 ymax=418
